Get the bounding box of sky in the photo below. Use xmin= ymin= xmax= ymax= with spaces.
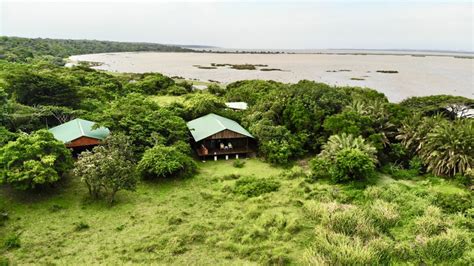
xmin=1 ymin=0 xmax=473 ymax=51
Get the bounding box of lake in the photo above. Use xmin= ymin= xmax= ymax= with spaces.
xmin=69 ymin=52 xmax=474 ymax=102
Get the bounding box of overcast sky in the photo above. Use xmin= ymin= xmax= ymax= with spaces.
xmin=1 ymin=0 xmax=473 ymax=51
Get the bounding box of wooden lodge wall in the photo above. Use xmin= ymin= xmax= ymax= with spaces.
xmin=206 ymin=130 xmax=247 ymax=140
xmin=66 ymin=136 xmax=101 ymax=148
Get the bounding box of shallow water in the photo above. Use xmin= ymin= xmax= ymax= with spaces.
xmin=70 ymin=52 xmax=474 ymax=102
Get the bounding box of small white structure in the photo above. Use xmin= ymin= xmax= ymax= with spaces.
xmin=225 ymin=102 xmax=248 ymax=111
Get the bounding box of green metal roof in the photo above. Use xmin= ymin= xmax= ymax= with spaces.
xmin=187 ymin=113 xmax=254 ymax=142
xmin=49 ymin=118 xmax=110 ymax=144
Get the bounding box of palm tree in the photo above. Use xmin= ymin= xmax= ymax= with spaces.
xmin=396 ymin=114 xmax=445 ymax=154
xmin=319 ymin=133 xmax=377 ymax=162
xmin=421 ymin=119 xmax=473 ymax=176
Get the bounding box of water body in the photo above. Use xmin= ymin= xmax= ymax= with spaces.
xmin=70 ymin=51 xmax=474 ymax=102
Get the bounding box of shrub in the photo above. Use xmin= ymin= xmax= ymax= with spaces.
xmin=0 ymin=256 xmax=9 ymax=266
xmin=137 ymin=144 xmax=196 ymax=179
xmin=279 ymin=166 xmax=306 ymax=180
xmin=74 ymin=134 xmax=137 ymax=204
xmin=305 ymin=227 xmax=392 ymax=265
xmin=3 ymin=234 xmax=20 ymax=250
xmin=421 ymin=119 xmax=473 ymax=176
xmin=309 ymin=157 xmax=331 ymax=180
xmin=207 ymin=84 xmax=225 ymax=96
xmin=319 ymin=133 xmax=377 ymax=162
xmin=0 ymin=208 xmax=7 ymax=227
xmin=414 ymin=206 xmax=447 ymax=236
xmin=415 ymin=229 xmax=469 ymax=263
xmin=232 ymin=159 xmax=245 ymax=168
xmin=183 ymin=93 xmax=226 ymax=120
xmin=0 ymin=130 xmax=73 ymax=190
xmin=432 ymin=190 xmax=472 ymax=213
xmin=366 ymin=200 xmax=399 ymax=231
xmin=166 ymin=85 xmax=188 ymax=96
xmin=325 ymin=207 xmax=378 ymax=239
xmin=233 ymin=176 xmax=280 ymax=197
xmin=74 ymin=221 xmax=90 ymax=232
xmin=454 ymin=169 xmax=473 ymax=187
xmin=330 ymin=148 xmax=376 ymax=183
xmin=221 ymin=173 xmax=240 ymax=180
xmin=125 ymin=72 xmax=174 ymax=95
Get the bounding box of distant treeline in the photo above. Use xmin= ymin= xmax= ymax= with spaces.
xmin=0 ymin=36 xmax=193 ymax=64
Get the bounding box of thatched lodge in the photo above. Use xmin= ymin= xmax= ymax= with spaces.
xmin=187 ymin=113 xmax=255 ymax=160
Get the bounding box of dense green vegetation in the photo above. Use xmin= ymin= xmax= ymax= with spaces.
xmin=0 ymin=37 xmax=472 ymax=264
xmin=0 ymin=36 xmax=192 ymax=64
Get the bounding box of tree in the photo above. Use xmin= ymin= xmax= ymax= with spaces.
xmin=323 ymin=111 xmax=374 ymax=137
xmin=0 ymin=130 xmax=73 ymax=190
xmin=4 ymin=69 xmax=78 ymax=107
xmin=396 ymin=114 xmax=446 ymax=155
xmin=183 ymin=93 xmax=226 ymax=120
xmin=97 ymin=94 xmax=188 ymax=155
xmin=311 ymin=134 xmax=377 ymax=182
xmin=421 ymin=119 xmax=473 ymax=176
xmin=319 ymin=133 xmax=378 ymax=162
xmin=329 ymin=148 xmax=376 ymax=182
xmin=247 ymin=117 xmax=305 ymax=165
xmin=207 ymin=84 xmax=225 ymax=96
xmin=124 ymin=73 xmax=174 ymax=95
xmin=225 ymin=80 xmax=285 ymax=105
xmin=74 ymin=134 xmax=137 ymax=204
xmin=137 ymin=144 xmax=196 ymax=179
xmin=0 ymin=87 xmax=7 ymax=125
xmin=400 ymin=95 xmax=474 ymax=119
xmin=0 ymin=127 xmax=17 ymax=146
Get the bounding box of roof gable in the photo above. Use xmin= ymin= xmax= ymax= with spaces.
xmin=186 ymin=113 xmax=253 ymax=142
xmin=49 ymin=118 xmax=110 ymax=143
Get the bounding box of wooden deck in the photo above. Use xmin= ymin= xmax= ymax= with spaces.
xmin=196 ymin=147 xmax=253 ymax=157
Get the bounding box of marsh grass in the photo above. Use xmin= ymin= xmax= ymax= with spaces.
xmin=0 ymin=159 xmax=471 ymax=264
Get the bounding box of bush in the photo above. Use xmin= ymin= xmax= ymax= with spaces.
xmin=455 ymin=169 xmax=473 ymax=187
xmin=74 ymin=134 xmax=137 ymax=204
xmin=137 ymin=144 xmax=196 ymax=179
xmin=366 ymin=200 xmax=399 ymax=231
xmin=0 ymin=208 xmax=8 ymax=227
xmin=319 ymin=133 xmax=378 ymax=162
xmin=166 ymin=85 xmax=189 ymax=96
xmin=309 ymin=157 xmax=331 ymax=180
xmin=414 ymin=206 xmax=447 ymax=236
xmin=233 ymin=176 xmax=280 ymax=197
xmin=416 ymin=229 xmax=469 ymax=263
xmin=279 ymin=166 xmax=306 ymax=180
xmin=0 ymin=130 xmax=73 ymax=190
xmin=3 ymin=234 xmax=20 ymax=250
xmin=433 ymin=190 xmax=472 ymax=213
xmin=232 ymin=159 xmax=245 ymax=168
xmin=382 ymin=163 xmax=419 ymax=180
xmin=125 ymin=73 xmax=174 ymax=95
xmin=0 ymin=256 xmax=9 ymax=266
xmin=207 ymin=84 xmax=225 ymax=96
xmin=330 ymin=148 xmax=376 ymax=183
xmin=305 ymin=227 xmax=392 ymax=265
xmin=74 ymin=221 xmax=90 ymax=231
xmin=325 ymin=207 xmax=378 ymax=239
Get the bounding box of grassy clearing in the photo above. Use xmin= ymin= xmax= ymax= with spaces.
xmin=1 ymin=159 xmax=472 ymax=264
xmin=150 ymin=95 xmax=185 ymax=106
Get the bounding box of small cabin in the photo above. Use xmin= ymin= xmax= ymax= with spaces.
xmin=187 ymin=113 xmax=255 ymax=160
xmin=49 ymin=118 xmax=110 ymax=152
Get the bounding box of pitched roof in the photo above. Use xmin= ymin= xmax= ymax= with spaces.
xmin=225 ymin=102 xmax=248 ymax=110
xmin=186 ymin=113 xmax=254 ymax=142
xmin=49 ymin=118 xmax=110 ymax=144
